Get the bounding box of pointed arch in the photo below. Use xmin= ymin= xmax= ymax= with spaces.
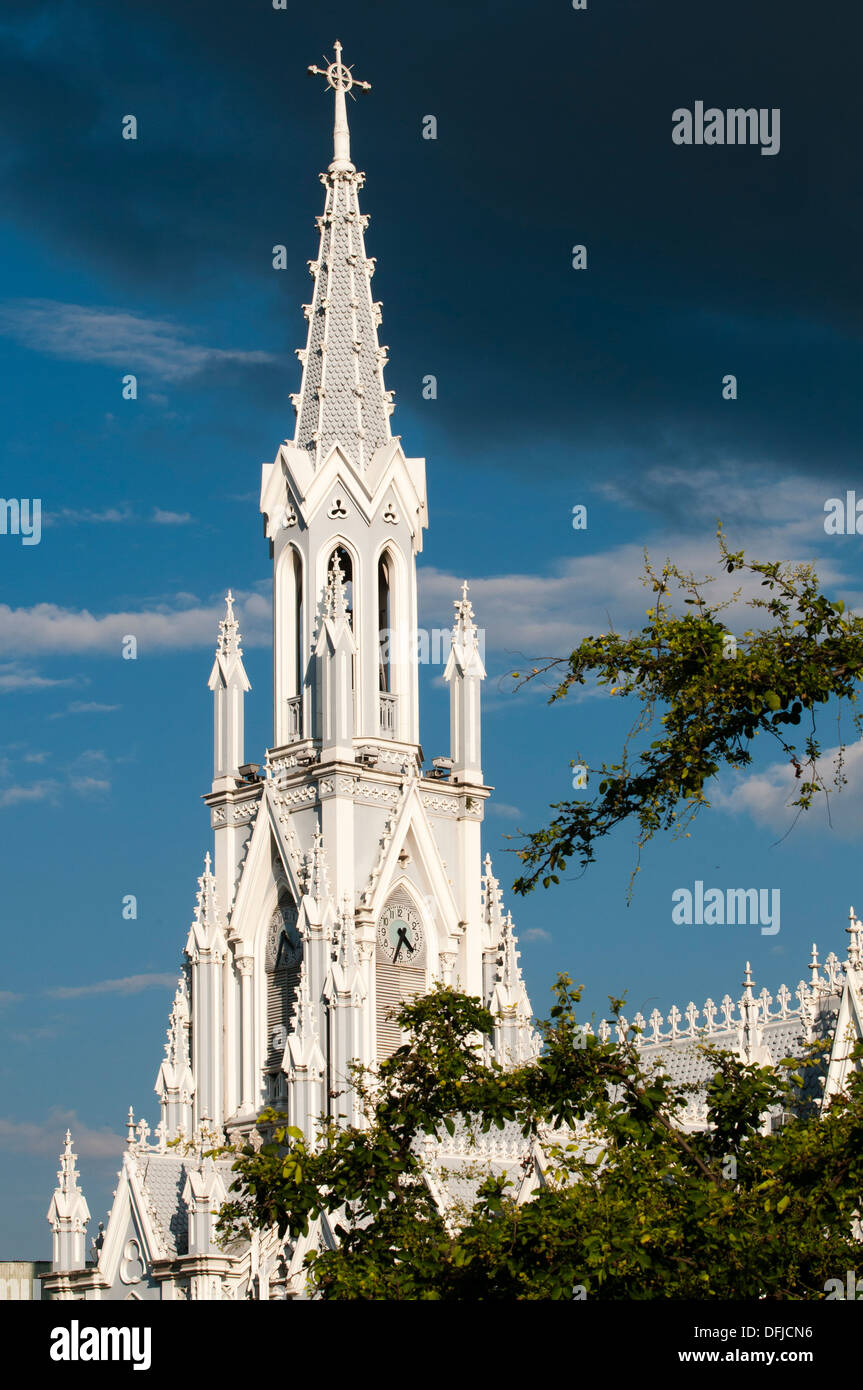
xmin=275 ymin=541 xmax=305 ymax=743
xmin=373 ymin=538 xmax=408 ymax=740
xmin=318 ymin=534 xmax=360 ymax=624
xmin=318 ymin=534 xmax=361 ymax=735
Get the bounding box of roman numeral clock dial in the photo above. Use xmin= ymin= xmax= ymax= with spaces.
xmin=377 ymin=903 xmax=424 ymax=965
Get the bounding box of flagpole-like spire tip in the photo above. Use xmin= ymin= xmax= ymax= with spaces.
xmin=308 ymin=41 xmax=371 ymax=174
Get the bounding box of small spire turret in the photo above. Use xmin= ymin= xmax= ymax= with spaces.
xmin=208 ymin=591 xmax=252 ymax=787
xmin=46 ymin=1131 xmax=90 ymax=1272
xmin=444 ymin=581 xmax=486 ymax=784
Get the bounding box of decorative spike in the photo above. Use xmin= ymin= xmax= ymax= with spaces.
xmin=481 ymin=853 xmax=505 ymax=934
xmin=847 ymin=906 xmax=861 ymax=969
xmin=324 ymin=552 xmax=349 ymax=625
xmin=185 ymin=853 xmax=227 ymax=962
xmin=215 ymin=591 xmax=242 ymax=661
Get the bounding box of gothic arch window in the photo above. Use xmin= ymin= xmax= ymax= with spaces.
xmin=377 ymin=553 xmax=391 ymax=693
xmin=264 ymin=894 xmax=301 ymax=1079
xmin=375 ymin=894 xmax=427 ymax=1061
xmin=292 ymin=549 xmax=304 ymax=699
xmin=277 ymin=544 xmax=304 ymax=742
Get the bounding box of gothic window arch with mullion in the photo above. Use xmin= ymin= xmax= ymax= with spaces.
xmin=264 ymin=895 xmax=301 ymax=1076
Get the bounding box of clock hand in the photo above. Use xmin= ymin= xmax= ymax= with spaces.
xmin=393 ymin=925 xmax=411 ymax=962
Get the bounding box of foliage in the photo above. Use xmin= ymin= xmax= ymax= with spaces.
xmin=218 ymin=981 xmax=863 ymax=1299
xmin=509 ymin=530 xmax=863 ymax=895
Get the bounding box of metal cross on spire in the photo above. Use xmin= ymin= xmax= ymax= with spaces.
xmin=308 ymin=41 xmax=371 ymax=174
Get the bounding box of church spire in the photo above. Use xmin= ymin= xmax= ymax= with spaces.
xmin=293 ymin=42 xmax=392 ymax=471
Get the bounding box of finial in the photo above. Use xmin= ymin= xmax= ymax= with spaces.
xmin=325 ymin=552 xmax=350 ymax=625
xmin=308 ymin=41 xmax=371 ymax=174
xmin=741 ymin=961 xmax=755 ymax=996
xmin=215 ymin=590 xmax=243 ymax=661
xmin=204 ymin=850 xmax=212 ymax=876
xmin=57 ymin=1130 xmax=82 ymax=1193
xmin=848 ymin=906 xmax=862 ymax=970
xmin=126 ymin=1106 xmax=135 ymax=1146
xmin=454 ymin=580 xmax=475 ymax=623
xmin=809 ymin=942 xmax=821 ymax=986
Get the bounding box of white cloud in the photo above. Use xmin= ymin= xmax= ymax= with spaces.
xmin=0 ymin=300 xmax=277 ymax=382
xmin=0 ymin=663 xmax=79 ymax=693
xmin=49 ymin=701 xmax=120 ymax=718
xmin=0 ymin=1110 xmax=122 ymax=1158
xmin=0 ymin=748 xmax=113 ymax=809
xmin=0 ymin=781 xmax=60 ymax=807
xmin=715 ymin=737 xmax=863 ymax=840
xmin=44 ymin=505 xmax=134 ymax=527
xmin=43 ymin=506 xmax=193 ymax=528
xmin=522 ymin=927 xmax=552 ymax=942
xmin=418 ymin=500 xmax=861 ymax=663
xmin=592 ymin=462 xmax=834 ymax=551
xmin=45 ymin=973 xmax=177 ymax=1000
xmin=0 ymin=590 xmax=271 ymax=657
xmin=67 ymin=775 xmax=110 ymax=796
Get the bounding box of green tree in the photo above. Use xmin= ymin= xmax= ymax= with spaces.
xmin=218 ymin=982 xmax=863 ymax=1300
xmin=510 ymin=531 xmax=863 ymax=896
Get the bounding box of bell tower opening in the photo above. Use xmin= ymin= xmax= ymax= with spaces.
xmin=377 ymin=553 xmax=391 ymax=693
xmin=328 ymin=546 xmax=353 ymax=624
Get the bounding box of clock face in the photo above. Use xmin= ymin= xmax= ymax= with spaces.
xmin=377 ymin=902 xmax=424 ymax=965
xmin=267 ymin=907 xmax=302 ymax=972
xmin=274 ymin=921 xmax=302 ymax=971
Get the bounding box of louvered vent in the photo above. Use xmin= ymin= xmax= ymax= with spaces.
xmin=264 ymin=897 xmax=300 ymax=1073
xmin=266 ymin=964 xmax=301 ymax=1069
xmin=376 ymin=961 xmax=425 ymax=1061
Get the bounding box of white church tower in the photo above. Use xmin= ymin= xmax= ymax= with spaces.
xmin=43 ymin=43 xmax=536 ymax=1301
xmin=201 ymin=40 xmax=538 ymax=1141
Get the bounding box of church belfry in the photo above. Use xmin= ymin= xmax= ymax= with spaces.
xmin=44 ymin=43 xmax=538 ymax=1301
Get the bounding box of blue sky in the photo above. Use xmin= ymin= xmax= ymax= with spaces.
xmin=2 ymin=0 xmax=863 ymax=1255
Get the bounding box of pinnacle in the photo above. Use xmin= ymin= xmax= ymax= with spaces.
xmin=324 ymin=552 xmax=349 ymax=624
xmin=215 ymin=591 xmax=243 ymax=661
